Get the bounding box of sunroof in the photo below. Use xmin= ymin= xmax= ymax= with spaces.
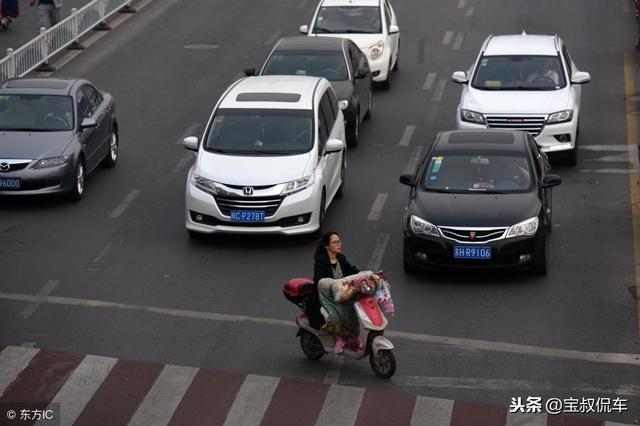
xmin=236 ymin=92 xmax=301 ymax=102
xmin=448 ymin=132 xmax=514 ymax=144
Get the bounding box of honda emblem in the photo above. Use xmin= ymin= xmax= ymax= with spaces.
xmin=243 ymin=187 xmax=254 ymax=196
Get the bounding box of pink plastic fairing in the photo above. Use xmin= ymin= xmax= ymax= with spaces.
xmin=357 ymin=295 xmax=384 ymax=327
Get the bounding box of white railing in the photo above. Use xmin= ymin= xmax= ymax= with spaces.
xmin=0 ymin=0 xmax=135 ymax=84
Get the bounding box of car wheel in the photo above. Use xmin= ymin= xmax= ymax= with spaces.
xmin=314 ymin=192 xmax=326 ymax=237
xmin=364 ymin=92 xmax=372 ymax=120
xmin=335 ymin=151 xmax=346 ymax=199
xmin=531 ymin=234 xmax=548 ymax=276
xmin=348 ymin=111 xmax=360 ymax=147
xmin=67 ymin=159 xmax=85 ymax=201
xmin=392 ymin=51 xmax=399 ymax=71
xmin=101 ymin=129 xmax=119 ymax=168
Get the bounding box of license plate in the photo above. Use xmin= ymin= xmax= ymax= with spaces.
xmin=453 ymin=246 xmax=491 ymax=259
xmin=0 ymin=178 xmax=20 ymax=190
xmin=230 ymin=210 xmax=265 ymax=223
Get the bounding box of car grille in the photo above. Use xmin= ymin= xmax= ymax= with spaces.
xmin=0 ymin=162 xmax=29 ymax=172
xmin=213 ymin=194 xmax=284 ymax=217
xmin=485 ymin=115 xmax=546 ymax=136
xmin=439 ymin=227 xmax=507 ymax=243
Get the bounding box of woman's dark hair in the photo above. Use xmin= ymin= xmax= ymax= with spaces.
xmin=314 ymin=231 xmax=339 ymax=259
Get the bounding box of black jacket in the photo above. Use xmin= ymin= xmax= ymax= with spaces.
xmin=313 ymin=252 xmax=360 ymax=285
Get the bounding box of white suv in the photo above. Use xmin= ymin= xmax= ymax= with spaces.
xmin=299 ymin=0 xmax=400 ymax=89
xmin=452 ymin=33 xmax=590 ymax=165
xmin=184 ymin=76 xmax=346 ymax=236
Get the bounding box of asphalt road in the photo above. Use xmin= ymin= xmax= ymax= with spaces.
xmin=0 ymin=0 xmax=639 ymax=423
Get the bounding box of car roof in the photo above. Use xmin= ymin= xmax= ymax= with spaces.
xmin=320 ymin=0 xmax=381 ymax=7
xmin=433 ymin=130 xmax=528 ymax=153
xmin=219 ymin=75 xmax=324 ymax=110
xmin=274 ymin=36 xmax=346 ymax=52
xmin=484 ymin=33 xmax=558 ymax=56
xmin=0 ymin=78 xmax=77 ymax=95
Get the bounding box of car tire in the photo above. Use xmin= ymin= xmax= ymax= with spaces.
xmin=392 ymin=51 xmax=399 ymax=71
xmin=363 ymin=92 xmax=372 ymax=121
xmin=531 ymin=234 xmax=548 ymax=276
xmin=335 ymin=151 xmax=346 ymax=199
xmin=347 ymin=111 xmax=359 ymax=147
xmin=101 ymin=129 xmax=119 ymax=168
xmin=314 ymin=191 xmax=326 ymax=237
xmin=67 ymin=159 xmax=85 ymax=201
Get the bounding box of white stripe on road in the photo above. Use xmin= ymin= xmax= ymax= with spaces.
xmin=422 ymin=72 xmax=437 ymax=90
xmin=606 ymin=422 xmax=631 ymax=426
xmin=170 ymin=152 xmax=195 ymax=174
xmin=453 ymin=33 xmax=464 ymax=50
xmin=431 ymin=80 xmax=447 ymax=102
xmin=577 ymin=168 xmax=640 ymax=174
xmin=403 ymin=146 xmax=424 ymax=175
xmin=411 ymin=396 xmax=453 ymax=426
xmin=465 ymin=6 xmax=475 ymax=17
xmin=366 ymin=233 xmax=390 ymax=272
xmin=129 ymin=364 xmax=198 ymax=426
xmin=265 ymin=30 xmax=281 ymax=46
xmin=442 ymin=31 xmax=454 ymax=45
xmin=426 ymin=106 xmax=439 ymax=129
xmin=323 ymin=357 xmax=344 ymax=385
xmin=0 ymin=346 xmax=39 ymax=396
xmin=34 ymin=355 xmax=117 ymax=426
xmin=2 ymin=292 xmax=640 ymax=366
xmin=367 ymin=193 xmax=388 ymax=221
xmin=580 ymin=144 xmax=635 ymax=151
xmin=457 ymin=0 xmax=466 ymax=9
xmin=399 ymin=125 xmax=416 ymax=146
xmin=315 ymin=384 xmax=364 ymax=426
xmin=88 ymin=228 xmax=130 ymax=271
xmin=18 ymin=280 xmax=59 ymax=320
xmin=175 ymin=123 xmax=202 ymax=144
xmin=505 ymin=412 xmax=546 ymax=426
xmin=109 ymin=190 xmax=141 ymax=218
xmin=223 ymin=375 xmax=280 ymax=426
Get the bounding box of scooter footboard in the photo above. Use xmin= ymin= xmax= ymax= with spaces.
xmin=371 ymin=335 xmax=394 ymax=353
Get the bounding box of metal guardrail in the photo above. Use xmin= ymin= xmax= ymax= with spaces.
xmin=0 ymin=0 xmax=135 ymax=85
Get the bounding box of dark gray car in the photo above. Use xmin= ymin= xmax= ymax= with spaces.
xmin=0 ymin=78 xmax=118 ymax=200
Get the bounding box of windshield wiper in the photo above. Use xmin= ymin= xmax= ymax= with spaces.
xmin=467 ymin=189 xmax=505 ymax=194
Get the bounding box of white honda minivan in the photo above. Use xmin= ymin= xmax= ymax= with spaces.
xmin=184 ymin=76 xmax=346 ymax=236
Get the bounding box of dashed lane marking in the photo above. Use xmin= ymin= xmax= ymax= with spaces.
xmin=432 ymin=79 xmax=447 ymax=102
xmin=453 ymin=33 xmax=464 ymax=50
xmin=457 ymin=0 xmax=466 ymax=8
xmin=86 ymin=228 xmax=131 ymax=271
xmin=403 ymin=146 xmax=423 ymax=175
xmin=465 ymin=6 xmax=475 ymax=17
xmin=422 ymin=72 xmax=437 ymax=90
xmin=366 ymin=233 xmax=390 ymax=272
xmin=17 ymin=280 xmax=59 ymax=320
xmin=442 ymin=31 xmax=454 ymax=45
xmin=367 ymin=193 xmax=388 ymax=221
xmin=109 ymin=190 xmax=142 ymax=218
xmin=398 ymin=125 xmax=416 ymax=146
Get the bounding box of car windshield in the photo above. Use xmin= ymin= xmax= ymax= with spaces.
xmin=262 ymin=52 xmax=349 ymax=81
xmin=0 ymin=94 xmax=74 ymax=131
xmin=471 ymin=55 xmax=566 ymax=90
xmin=422 ymin=151 xmax=533 ymax=193
xmin=313 ymin=6 xmax=382 ymax=34
xmin=204 ymin=109 xmax=313 ymax=155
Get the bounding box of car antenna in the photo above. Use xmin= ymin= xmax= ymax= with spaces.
xmin=521 ymin=30 xmax=527 ymax=36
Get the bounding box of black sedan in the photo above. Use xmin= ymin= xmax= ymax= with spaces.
xmin=399 ymin=130 xmax=561 ymax=275
xmin=246 ymin=36 xmax=372 ymax=147
xmin=0 ymin=78 xmax=118 ymax=200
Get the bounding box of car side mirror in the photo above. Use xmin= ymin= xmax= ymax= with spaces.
xmin=80 ymin=117 xmax=97 ymax=129
xmin=325 ymin=138 xmax=344 ymax=154
xmin=299 ymin=24 xmax=309 ymax=34
xmin=571 ymin=71 xmax=591 ymax=85
xmin=389 ymin=24 xmax=399 ymax=35
xmin=183 ymin=136 xmax=199 ymax=152
xmin=541 ymin=174 xmax=561 ymax=188
xmin=451 ymin=71 xmax=468 ymax=84
xmin=355 ymin=67 xmax=369 ymax=79
xmin=399 ymin=174 xmax=416 ymax=187
xmin=244 ymin=67 xmax=256 ymax=77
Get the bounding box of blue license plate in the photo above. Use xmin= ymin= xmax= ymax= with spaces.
xmin=453 ymin=246 xmax=491 ymax=259
xmin=0 ymin=178 xmax=20 ymax=190
xmin=230 ymin=210 xmax=265 ymax=223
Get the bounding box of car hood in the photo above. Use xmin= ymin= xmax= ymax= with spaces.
xmin=0 ymin=131 xmax=74 ymax=159
xmin=314 ymin=33 xmax=383 ymax=52
xmin=331 ymin=80 xmax=354 ymax=101
xmin=413 ymin=191 xmax=540 ymax=228
xmin=462 ymin=87 xmax=571 ymax=114
xmin=196 ymin=151 xmax=314 ymax=186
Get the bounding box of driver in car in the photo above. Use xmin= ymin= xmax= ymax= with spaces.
xmin=526 ymin=60 xmax=560 ymax=86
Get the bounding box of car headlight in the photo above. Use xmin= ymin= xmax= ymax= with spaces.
xmin=338 ymin=100 xmax=349 ymax=110
xmin=505 ymin=217 xmax=539 ymax=238
xmin=547 ymin=110 xmax=573 ymax=124
xmin=193 ymin=174 xmax=218 ymax=195
xmin=409 ymin=215 xmax=439 ymax=237
xmin=281 ymin=175 xmax=314 ymax=196
xmin=33 ymin=155 xmax=70 ymax=169
xmin=460 ymin=109 xmax=485 ymax=125
xmin=368 ymin=40 xmax=384 ymax=60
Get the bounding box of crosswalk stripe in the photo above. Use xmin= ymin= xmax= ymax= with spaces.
xmin=450 ymin=400 xmax=507 ymax=425
xmin=129 ymin=364 xmax=198 ymax=426
xmin=316 ymin=384 xmax=365 ymax=426
xmin=262 ymin=378 xmax=329 ymax=426
xmin=411 ymin=396 xmax=454 ymax=426
xmin=505 ymin=411 xmax=546 ymax=425
xmin=0 ymin=346 xmax=39 ymax=396
xmin=34 ymin=354 xmax=117 ymax=426
xmin=356 ymin=387 xmax=416 ymax=424
xmin=223 ymin=374 xmax=280 ymax=426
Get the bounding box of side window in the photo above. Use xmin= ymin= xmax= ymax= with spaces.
xmin=348 ymin=43 xmax=360 ymax=75
xmin=317 ymin=107 xmax=328 ymax=153
xmin=383 ymin=3 xmax=391 ymax=32
xmin=527 ymin=136 xmax=543 ymax=177
xmin=320 ymin=91 xmax=335 ymax=129
xmin=562 ymin=45 xmax=572 ymax=76
xmin=326 ymin=87 xmax=339 ymax=120
xmin=84 ymin=85 xmax=103 ymax=111
xmin=76 ymin=89 xmax=91 ymax=120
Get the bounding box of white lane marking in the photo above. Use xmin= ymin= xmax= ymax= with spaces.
xmin=584 ymin=153 xmax=631 ymax=162
xmin=442 ymin=31 xmax=454 ymax=45
xmin=422 ymin=72 xmax=437 ymax=90
xmin=606 ymin=422 xmax=631 ymax=426
xmin=403 ymin=146 xmax=424 ymax=175
xmin=431 ymin=79 xmax=447 ymax=102
xmin=426 ymin=106 xmax=439 ymax=129
xmin=366 ymin=233 xmax=390 ymax=272
xmin=170 ymin=152 xmax=195 ymax=174
xmin=577 ymin=168 xmax=640 ymax=174
xmin=87 ymin=228 xmax=130 ymax=271
xmin=0 ymin=346 xmax=40 ymax=396
xmin=129 ymin=364 xmax=198 ymax=426
xmin=457 ymin=0 xmax=466 ymax=8
xmin=399 ymin=125 xmax=416 ymax=147
xmin=265 ymin=30 xmax=281 ymax=46
xmin=223 ymin=375 xmax=279 ymax=426
xmin=315 ymin=384 xmax=364 ymax=426
xmin=323 ymin=357 xmax=344 ymax=385
xmin=465 ymin=6 xmax=475 ymax=17
xmin=505 ymin=412 xmax=546 ymax=426
xmin=623 ymin=0 xmax=630 ymax=13
xmin=580 ymin=144 xmax=636 ymax=151
xmin=453 ymin=33 xmax=464 ymax=50
xmin=2 ymin=293 xmax=639 ymax=366
xmin=34 ymin=355 xmax=117 ymax=426
xmin=411 ymin=396 xmax=453 ymax=426
xmin=175 ymin=123 xmax=202 ymax=144
xmin=18 ymin=280 xmax=59 ymax=320
xmin=109 ymin=190 xmax=142 ymax=218
xmin=367 ymin=193 xmax=388 ymax=221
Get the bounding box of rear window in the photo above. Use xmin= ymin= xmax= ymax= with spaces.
xmin=313 ymin=6 xmax=382 ymax=34
xmin=262 ymin=52 xmax=349 ymax=81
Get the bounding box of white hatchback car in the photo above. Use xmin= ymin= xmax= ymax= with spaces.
xmin=452 ymin=33 xmax=590 ymax=165
xmin=184 ymin=76 xmax=346 ymax=236
xmin=300 ymin=0 xmax=399 ymax=89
